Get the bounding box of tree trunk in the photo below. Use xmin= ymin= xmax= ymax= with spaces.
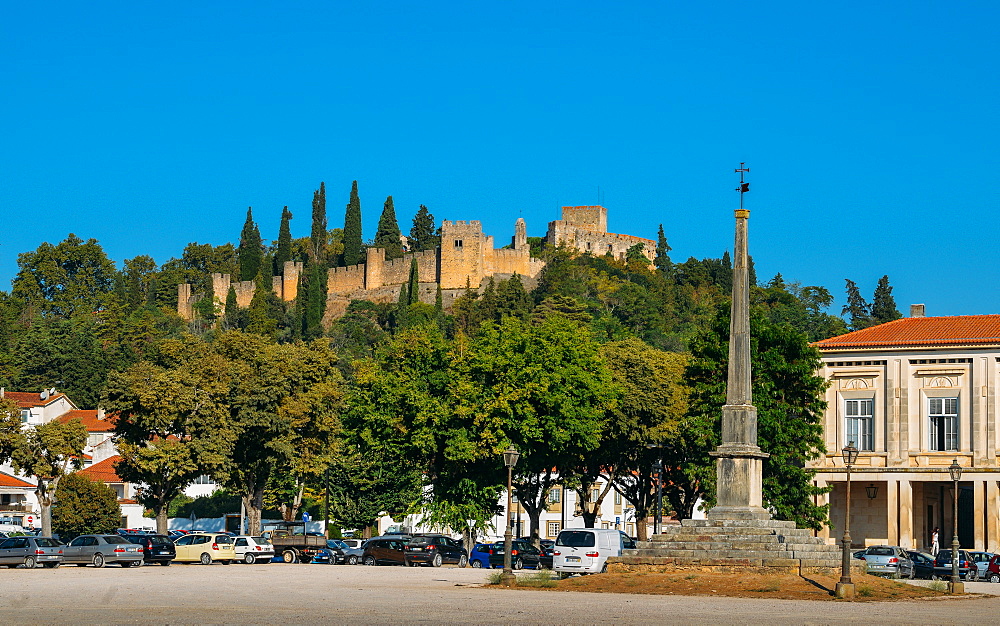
xmin=37 ymin=479 xmax=55 ymax=538
xmin=244 ymin=487 xmax=264 ymax=535
xmin=156 ymin=506 xmax=169 ymax=535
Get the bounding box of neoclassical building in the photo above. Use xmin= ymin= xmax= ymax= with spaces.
xmin=809 ymin=307 xmax=1000 ymax=552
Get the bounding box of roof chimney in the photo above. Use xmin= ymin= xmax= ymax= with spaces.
xmin=910 ymin=304 xmax=926 ymax=318
xmin=97 ymin=407 xmax=106 ymax=420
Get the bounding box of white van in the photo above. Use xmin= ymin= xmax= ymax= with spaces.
xmin=553 ymin=528 xmax=624 ymax=575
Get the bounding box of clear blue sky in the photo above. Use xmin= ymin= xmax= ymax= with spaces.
xmin=3 ymin=1 xmax=997 ymax=317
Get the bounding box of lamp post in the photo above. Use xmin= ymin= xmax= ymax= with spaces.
xmin=836 ymin=441 xmax=859 ymax=600
xmin=646 ymin=443 xmax=664 ymax=536
xmin=949 ymin=458 xmax=963 ymax=594
xmin=501 ymin=446 xmax=520 ymax=586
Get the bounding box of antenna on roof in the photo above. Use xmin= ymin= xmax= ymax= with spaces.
xmin=40 ymin=390 xmax=49 ymax=400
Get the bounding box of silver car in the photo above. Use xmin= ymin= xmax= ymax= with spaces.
xmin=327 ymin=539 xmax=363 ymax=565
xmin=0 ymin=536 xmax=63 ymax=568
xmin=63 ymin=534 xmax=144 ymax=568
xmin=861 ymin=545 xmax=914 ymax=578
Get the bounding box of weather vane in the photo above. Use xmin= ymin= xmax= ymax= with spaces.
xmin=734 ymin=162 xmax=750 ymax=210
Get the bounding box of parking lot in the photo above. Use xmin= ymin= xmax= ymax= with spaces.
xmin=3 ymin=563 xmax=1000 ymax=624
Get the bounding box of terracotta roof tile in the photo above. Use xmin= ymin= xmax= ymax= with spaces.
xmin=77 ymin=456 xmax=123 ymax=483
xmin=57 ymin=410 xmax=117 ymax=432
xmin=0 ymin=471 xmax=35 ymax=489
xmin=813 ymin=315 xmax=1000 ymax=349
xmin=2 ymin=391 xmax=72 ymax=409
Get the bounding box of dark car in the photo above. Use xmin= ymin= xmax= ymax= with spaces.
xmin=0 ymin=536 xmax=63 ymax=568
xmin=123 ymin=533 xmax=176 ymax=565
xmin=361 ymin=538 xmax=407 ymax=566
xmin=404 ymin=535 xmax=468 ymax=567
xmin=515 ymin=538 xmax=555 ymax=569
xmin=469 ymin=543 xmax=496 ymax=569
xmin=933 ymin=549 xmax=977 ymax=580
xmin=984 ymin=553 xmax=1000 ymax=583
xmin=488 ymin=540 xmax=541 ymax=570
xmin=906 ymin=550 xmax=936 ymax=579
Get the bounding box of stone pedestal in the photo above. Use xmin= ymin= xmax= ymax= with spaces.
xmin=707 ymin=451 xmax=771 ymax=521
xmin=835 ymin=582 xmax=855 ymax=599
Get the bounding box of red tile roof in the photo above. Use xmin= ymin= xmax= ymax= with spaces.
xmin=77 ymin=456 xmax=124 ymax=484
xmin=2 ymin=391 xmax=72 ymax=409
xmin=0 ymin=471 xmax=35 ymax=489
xmin=813 ymin=315 xmax=1000 ymax=350
xmin=57 ymin=410 xmax=117 ymax=432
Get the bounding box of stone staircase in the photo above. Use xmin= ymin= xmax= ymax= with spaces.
xmin=609 ymin=518 xmax=856 ymax=575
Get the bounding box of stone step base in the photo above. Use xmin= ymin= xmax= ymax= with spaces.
xmin=627 ymin=548 xmax=839 ymax=560
xmin=640 ymin=535 xmax=828 ymax=547
xmin=607 ymin=554 xmax=859 ymax=576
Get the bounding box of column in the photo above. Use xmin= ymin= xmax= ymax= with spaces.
xmin=987 ymin=481 xmax=1000 ymax=553
xmin=974 ymin=479 xmax=985 ymax=550
xmin=886 ymin=478 xmax=899 ymax=546
xmin=815 ymin=478 xmax=830 ymax=542
xmin=899 ymin=479 xmax=913 ymax=549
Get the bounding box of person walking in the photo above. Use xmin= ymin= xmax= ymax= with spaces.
xmin=931 ymin=527 xmax=940 ymax=554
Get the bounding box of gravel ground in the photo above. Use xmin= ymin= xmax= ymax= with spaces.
xmin=1 ymin=562 xmax=998 ymax=624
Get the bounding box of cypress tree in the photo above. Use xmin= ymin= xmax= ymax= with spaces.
xmin=435 ymin=285 xmax=443 ymax=314
xmin=406 ymin=258 xmax=420 ymax=305
xmin=374 ymin=196 xmax=403 ymax=260
xmin=311 ymin=182 xmax=327 ymax=266
xmin=479 ymin=278 xmax=499 ymax=323
xmin=304 ymin=263 xmax=327 ymax=339
xmin=842 ymin=279 xmax=872 ymax=331
xmin=870 ymin=275 xmax=902 ymax=325
xmin=238 ymin=207 xmax=263 ymax=281
xmin=224 ymin=286 xmax=239 ymax=329
xmin=409 ymin=205 xmax=438 ymax=252
xmin=654 ymin=225 xmax=673 ymax=275
xmin=497 ymin=274 xmax=531 ymax=321
xmin=274 ymin=206 xmax=293 ymax=274
xmin=342 ymin=181 xmax=363 ymax=267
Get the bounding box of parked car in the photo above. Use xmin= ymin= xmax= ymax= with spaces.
xmin=233 ymin=536 xmax=274 ymax=564
xmin=469 ymin=543 xmax=497 ymax=569
xmin=540 ymin=543 xmax=555 ymax=569
xmin=326 ymin=539 xmax=362 ymax=565
xmin=905 ymin=550 xmax=937 ymax=579
xmin=263 ymin=521 xmax=327 ymax=564
xmin=858 ymin=545 xmax=914 ymax=578
xmin=983 ymin=554 xmax=1000 ymax=583
xmin=339 ymin=538 xmax=362 ymax=549
xmin=0 ymin=536 xmax=63 ymax=568
xmin=619 ymin=532 xmax=637 ymax=550
xmin=404 ymin=534 xmax=468 ymax=567
xmin=167 ymin=530 xmax=188 ymax=540
xmin=488 ymin=540 xmax=542 ymax=570
xmin=361 ymin=537 xmax=408 ymax=566
xmin=172 ymin=533 xmax=236 ymax=565
xmin=933 ymin=549 xmax=977 ymax=580
xmin=123 ymin=533 xmax=176 ymax=566
xmin=553 ymin=528 xmax=624 ymax=576
xmin=63 ymin=534 xmax=144 ymax=568
xmin=969 ymin=551 xmax=994 ymax=581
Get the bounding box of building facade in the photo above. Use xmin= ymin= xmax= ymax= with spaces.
xmin=809 ymin=309 xmax=1000 ymax=552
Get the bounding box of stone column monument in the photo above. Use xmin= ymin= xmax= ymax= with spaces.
xmin=706 ymin=195 xmax=771 ymax=521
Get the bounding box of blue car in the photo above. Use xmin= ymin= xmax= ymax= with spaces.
xmin=469 ymin=542 xmax=497 ymax=569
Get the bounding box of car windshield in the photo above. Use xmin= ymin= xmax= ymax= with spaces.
xmin=868 ymin=547 xmax=895 ymax=556
xmin=409 ymin=537 xmax=434 ymax=546
xmin=252 ymin=537 xmax=269 ymax=545
xmin=102 ymin=536 xmax=130 ymax=544
xmin=556 ymin=531 xmax=596 ymax=548
xmin=35 ymin=538 xmax=61 ymax=548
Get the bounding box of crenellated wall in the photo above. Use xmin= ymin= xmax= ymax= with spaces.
xmin=177 ymin=284 xmax=193 ymax=319
xmin=328 ymin=264 xmax=366 ymax=295
xmin=547 ymin=217 xmax=655 ymax=262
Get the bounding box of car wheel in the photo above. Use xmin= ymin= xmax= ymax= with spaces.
xmin=93 ymin=553 xmax=105 ymax=568
xmin=363 ymin=555 xmax=376 ymax=566
xmin=458 ymin=555 xmax=468 ymax=568
xmin=23 ymin=556 xmax=36 ymax=569
xmin=200 ymin=552 xmax=212 ymax=565
xmin=347 ymin=555 xmax=358 ymax=565
xmin=990 ymin=573 xmax=1000 ymax=583
xmin=432 ymin=553 xmax=443 ymax=568
xmin=513 ymin=557 xmax=523 ymax=570
xmin=472 ymin=559 xmax=482 ymax=568
xmin=601 ymin=562 xmax=608 ymax=574
xmin=244 ymin=553 xmax=256 ymax=564
xmin=282 ymin=550 xmax=296 ymax=564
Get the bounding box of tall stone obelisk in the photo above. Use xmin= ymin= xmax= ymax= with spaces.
xmin=707 ymin=164 xmax=771 ymax=521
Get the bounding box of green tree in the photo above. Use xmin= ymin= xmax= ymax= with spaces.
xmin=224 ymin=286 xmax=240 ymax=330
xmin=303 ymin=263 xmax=327 ymax=340
xmin=117 ymin=255 xmax=159 ymax=311
xmin=11 ymin=419 xmax=87 ymax=537
xmin=274 ymin=206 xmax=293 ymax=274
xmin=12 ymin=234 xmax=117 ymax=319
xmin=52 ymin=472 xmax=121 ymax=539
xmin=407 ymin=258 xmax=420 ymax=306
xmin=409 ymin=205 xmax=439 ymax=252
xmin=654 ymin=225 xmax=673 ymax=276
xmin=342 ymin=180 xmax=364 ymax=267
xmin=496 ymin=274 xmax=531 ymax=321
xmin=238 ymin=207 xmax=263 ymax=281
xmin=842 ymin=279 xmax=872 ymax=331
xmin=374 ymin=196 xmax=403 ymax=260
xmin=870 ymin=275 xmax=902 ymax=325
xmin=311 ymin=182 xmax=327 ymax=266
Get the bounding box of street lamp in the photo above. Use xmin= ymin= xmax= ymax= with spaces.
xmin=949 ymin=458 xmax=963 ymax=593
xmin=646 ymin=444 xmax=664 ymax=536
xmin=836 ymin=441 xmax=859 ymax=600
xmin=501 ymin=446 xmax=520 ymax=586
xmin=865 ymin=484 xmax=878 ymax=500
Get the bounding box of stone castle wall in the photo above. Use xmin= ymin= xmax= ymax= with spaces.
xmin=561 ymin=205 xmax=607 ymax=232
xmin=547 ymin=221 xmax=656 ymax=261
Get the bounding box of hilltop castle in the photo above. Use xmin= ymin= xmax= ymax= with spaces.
xmin=177 ymin=206 xmax=655 ymax=324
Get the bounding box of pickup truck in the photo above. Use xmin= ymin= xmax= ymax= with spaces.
xmin=262 ymin=521 xmax=326 ymax=563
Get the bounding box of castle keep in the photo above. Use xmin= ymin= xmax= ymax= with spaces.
xmin=177 ymin=206 xmax=653 ymax=323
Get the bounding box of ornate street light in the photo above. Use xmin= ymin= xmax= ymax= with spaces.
xmin=646 ymin=443 xmax=664 ymax=536
xmin=865 ymin=484 xmax=878 ymax=500
xmin=501 ymin=446 xmax=520 ymax=586
xmin=949 ymin=458 xmax=963 ymax=593
xmin=836 ymin=442 xmax=859 ymax=599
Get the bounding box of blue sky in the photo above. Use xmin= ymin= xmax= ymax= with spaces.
xmin=2 ymin=1 xmax=997 ymax=317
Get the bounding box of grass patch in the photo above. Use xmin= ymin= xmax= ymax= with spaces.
xmin=684 ymin=574 xmax=698 ymax=580
xmin=750 ymin=581 xmax=781 ymax=593
xmin=485 ymin=571 xmax=504 ymax=585
xmin=928 ymin=580 xmax=948 ymax=592
xmin=857 ymin=584 xmax=874 ymax=598
xmin=516 ymin=571 xmax=558 ymax=588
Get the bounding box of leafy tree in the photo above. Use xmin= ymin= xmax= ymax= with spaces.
xmin=274 ymin=206 xmax=293 ymax=274
xmin=342 ymin=180 xmax=364 ymax=267
xmin=409 ymin=205 xmax=439 ymax=252
xmin=303 ymin=263 xmax=327 ymax=340
xmin=671 ymin=304 xmax=830 ymax=529
xmin=238 ymin=207 xmax=263 ymax=281
xmin=0 ymin=397 xmax=21 ymax=462
xmin=224 ymin=286 xmax=240 ymax=329
xmin=842 ymin=279 xmax=872 ymax=331
xmin=52 ymin=472 xmax=121 ymax=539
xmin=374 ymin=196 xmax=403 ymax=260
xmin=870 ymin=275 xmax=902 ymax=325
xmin=12 ymin=234 xmax=117 ymax=319
xmin=310 ymin=182 xmax=327 ymax=266
xmin=103 ymin=341 xmax=233 ymax=533
xmin=625 ymin=243 xmax=650 ymax=266
xmin=117 ymin=255 xmax=159 ymax=311
xmin=496 ymin=275 xmax=531 ymax=321
xmin=11 ymin=419 xmax=87 ymax=537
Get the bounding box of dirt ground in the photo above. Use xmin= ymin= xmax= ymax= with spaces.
xmin=517 ymin=571 xmax=959 ymax=602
